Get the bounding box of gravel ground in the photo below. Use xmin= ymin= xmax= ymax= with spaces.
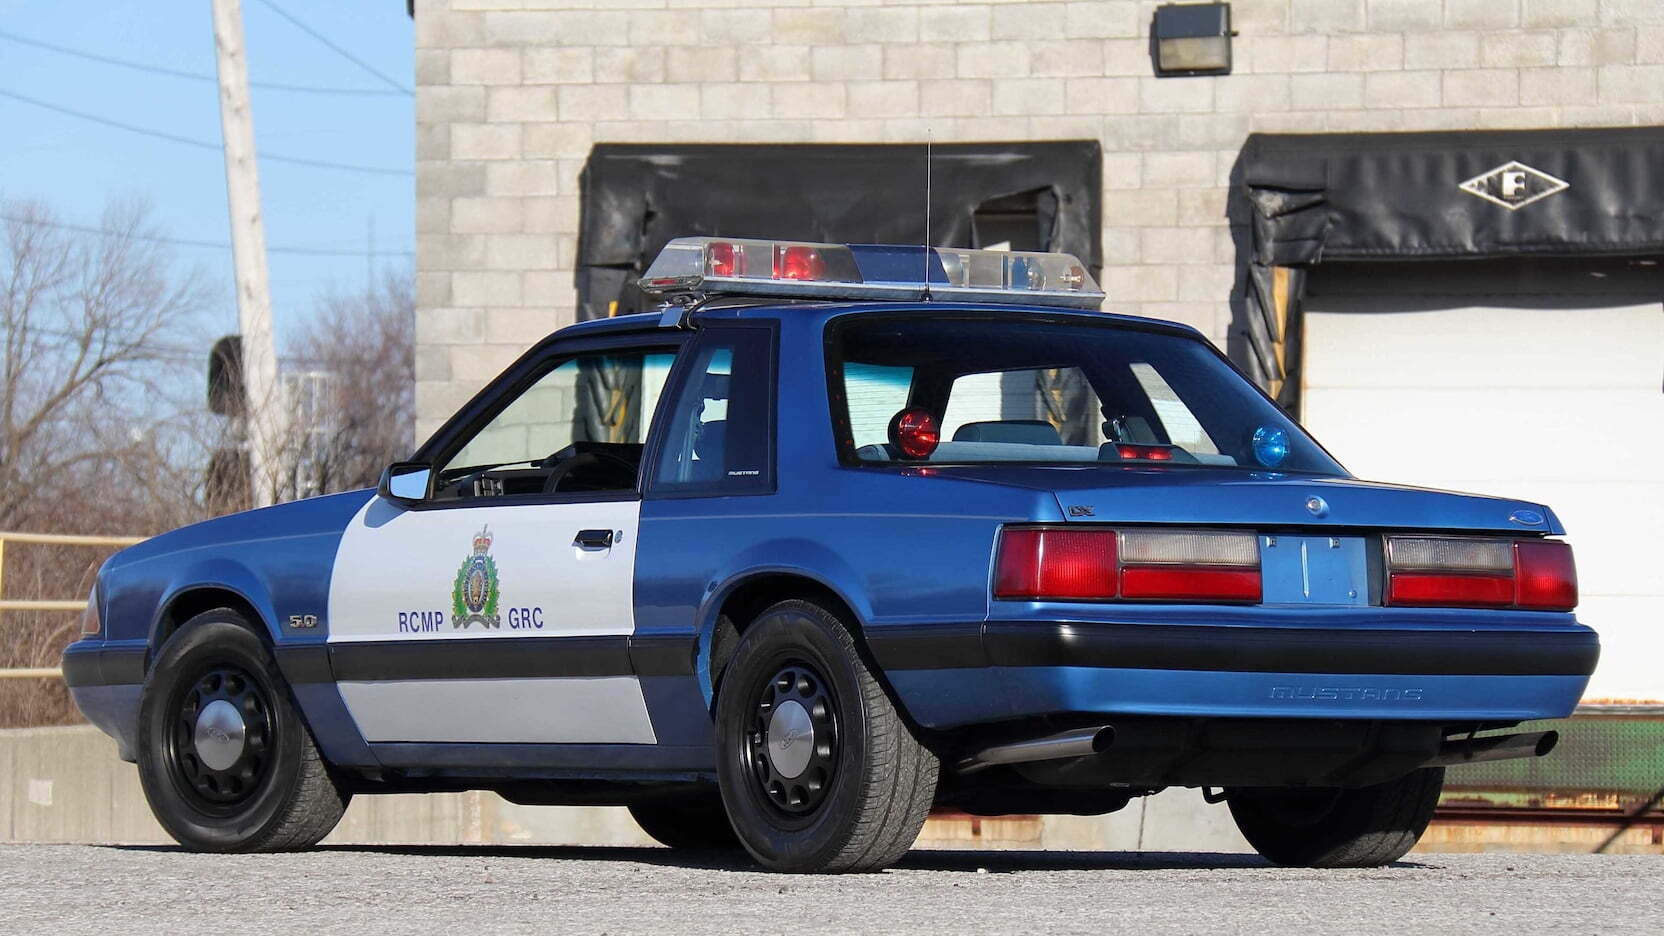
xmin=2 ymin=844 xmax=1661 ymax=935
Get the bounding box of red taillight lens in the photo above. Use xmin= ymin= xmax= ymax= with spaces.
xmin=994 ymin=528 xmax=1259 ymax=603
xmin=1385 ymin=536 xmax=1577 ymax=611
xmin=1388 ymin=573 xmax=1514 ymax=607
xmin=888 ymin=407 xmax=940 ymax=460
xmin=775 ymin=245 xmax=826 ymax=280
xmin=1121 ymin=566 xmax=1261 ymax=601
xmin=1514 ymin=540 xmax=1577 ymax=610
xmin=994 ymin=529 xmax=1118 ymax=600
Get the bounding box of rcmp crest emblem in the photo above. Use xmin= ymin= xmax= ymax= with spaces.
xmin=452 ymin=526 xmax=501 ymax=629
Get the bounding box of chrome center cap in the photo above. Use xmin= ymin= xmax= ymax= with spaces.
xmin=193 ymin=699 xmax=247 ymax=772
xmin=766 ymin=700 xmax=815 ymax=779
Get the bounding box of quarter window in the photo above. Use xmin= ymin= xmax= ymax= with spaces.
xmin=652 ymin=328 xmax=774 ymax=494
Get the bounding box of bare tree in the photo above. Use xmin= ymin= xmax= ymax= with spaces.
xmin=283 ymin=270 xmax=415 ymax=495
xmin=0 ymin=195 xmax=214 ymax=727
xmin=0 ymin=197 xmax=213 ymax=531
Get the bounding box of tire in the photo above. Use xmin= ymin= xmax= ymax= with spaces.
xmin=714 ymin=599 xmax=939 ymax=873
xmin=136 ymin=610 xmax=348 ymax=852
xmin=628 ymin=793 xmax=741 ymax=850
xmin=1227 ymin=767 xmax=1446 ymax=868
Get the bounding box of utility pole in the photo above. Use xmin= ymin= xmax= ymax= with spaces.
xmin=211 ymin=0 xmax=283 ymax=508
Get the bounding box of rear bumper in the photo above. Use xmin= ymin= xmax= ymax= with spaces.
xmin=868 ymin=620 xmax=1599 ymax=730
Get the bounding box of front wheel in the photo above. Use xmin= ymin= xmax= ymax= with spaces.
xmin=136 ymin=611 xmax=348 ymax=851
xmin=1227 ymin=767 xmax=1445 ymax=868
xmin=628 ymin=793 xmax=740 ymax=850
xmin=714 ymin=600 xmax=938 ymax=873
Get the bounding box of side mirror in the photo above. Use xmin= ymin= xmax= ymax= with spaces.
xmin=378 ymin=461 xmax=432 ymax=505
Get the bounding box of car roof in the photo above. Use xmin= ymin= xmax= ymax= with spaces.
xmin=547 ymin=300 xmax=1207 ymax=344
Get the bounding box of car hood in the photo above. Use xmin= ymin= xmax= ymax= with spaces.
xmin=910 ymin=465 xmax=1561 ymax=535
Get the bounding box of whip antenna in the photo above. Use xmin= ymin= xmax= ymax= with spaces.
xmin=922 ymin=133 xmax=932 ymax=301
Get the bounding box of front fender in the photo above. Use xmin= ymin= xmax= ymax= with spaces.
xmin=150 ymin=558 xmax=281 ymax=645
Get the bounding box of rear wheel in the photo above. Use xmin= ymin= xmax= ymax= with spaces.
xmin=1227 ymin=767 xmax=1445 ymax=868
xmin=628 ymin=793 xmax=740 ymax=850
xmin=714 ymin=599 xmax=938 ymax=873
xmin=137 ymin=610 xmax=348 ymax=852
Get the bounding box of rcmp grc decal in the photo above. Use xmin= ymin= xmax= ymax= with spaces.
xmin=453 ymin=526 xmax=503 ymax=629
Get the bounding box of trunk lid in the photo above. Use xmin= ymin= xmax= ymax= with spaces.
xmin=921 ymin=465 xmax=1560 ymax=535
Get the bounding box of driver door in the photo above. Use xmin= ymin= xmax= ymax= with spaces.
xmin=325 ymin=342 xmax=678 ymax=749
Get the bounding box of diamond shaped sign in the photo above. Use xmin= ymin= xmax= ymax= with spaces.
xmin=1458 ymin=160 xmax=1569 ymax=211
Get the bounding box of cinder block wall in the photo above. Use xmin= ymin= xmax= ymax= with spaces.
xmin=414 ymin=0 xmax=1664 ymax=437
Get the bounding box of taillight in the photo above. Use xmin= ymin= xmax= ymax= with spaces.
xmin=1386 ymin=536 xmax=1576 ymax=611
xmin=995 ymin=527 xmax=1260 ymax=603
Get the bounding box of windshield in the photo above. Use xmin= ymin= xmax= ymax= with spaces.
xmin=828 ymin=315 xmax=1345 ymax=476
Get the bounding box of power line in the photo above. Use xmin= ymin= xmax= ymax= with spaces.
xmin=0 ymin=27 xmax=409 ymax=97
xmin=252 ymin=0 xmax=413 ymax=97
xmin=0 ymin=213 xmax=413 ymax=258
xmin=0 ymin=87 xmax=413 ymax=177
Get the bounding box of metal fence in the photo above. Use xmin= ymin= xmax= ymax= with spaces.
xmin=0 ymin=531 xmax=145 ymax=680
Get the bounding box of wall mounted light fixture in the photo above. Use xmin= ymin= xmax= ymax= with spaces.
xmin=1153 ymin=3 xmax=1234 ymax=77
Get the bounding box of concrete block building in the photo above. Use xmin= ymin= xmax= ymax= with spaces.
xmin=410 ymin=0 xmax=1664 ymax=708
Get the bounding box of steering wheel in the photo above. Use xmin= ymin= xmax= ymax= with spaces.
xmin=541 ymin=448 xmax=640 ymax=493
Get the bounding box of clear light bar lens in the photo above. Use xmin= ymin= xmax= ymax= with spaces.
xmin=1119 ymin=530 xmax=1259 ymax=567
xmin=936 ymin=250 xmax=1091 ymax=293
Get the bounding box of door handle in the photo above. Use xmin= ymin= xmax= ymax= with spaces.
xmin=574 ymin=529 xmax=614 ymax=549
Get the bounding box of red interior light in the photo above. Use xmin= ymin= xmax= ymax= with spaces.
xmin=776 ymin=245 xmax=826 ymax=280
xmin=707 ymin=241 xmax=737 ymax=277
xmin=1116 ymin=444 xmax=1174 ymax=461
xmin=888 ymin=407 xmax=940 ymax=460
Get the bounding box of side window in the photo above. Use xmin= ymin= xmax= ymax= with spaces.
xmin=652 ymin=328 xmax=774 ymax=494
xmin=434 ymin=349 xmax=676 ymax=501
xmin=842 ymin=363 xmax=913 ymax=450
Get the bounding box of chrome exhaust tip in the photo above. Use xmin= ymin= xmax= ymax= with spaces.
xmin=956 ymin=725 xmax=1116 ymax=775
xmin=1425 ymin=730 xmax=1558 ymax=768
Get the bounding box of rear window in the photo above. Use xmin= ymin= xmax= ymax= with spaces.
xmin=828 ymin=315 xmax=1343 ymax=475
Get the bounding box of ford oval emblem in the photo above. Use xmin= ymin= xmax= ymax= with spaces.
xmin=1305 ymin=495 xmax=1329 ymax=518
xmin=1509 ymin=509 xmax=1545 ymax=526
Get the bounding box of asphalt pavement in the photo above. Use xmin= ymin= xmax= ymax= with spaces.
xmin=2 ymin=843 xmax=1661 ymax=935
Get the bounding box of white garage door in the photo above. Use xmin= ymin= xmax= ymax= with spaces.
xmin=1303 ymin=259 xmax=1664 ymax=702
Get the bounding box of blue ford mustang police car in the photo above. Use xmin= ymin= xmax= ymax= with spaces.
xmin=64 ymin=238 xmax=1598 ymax=872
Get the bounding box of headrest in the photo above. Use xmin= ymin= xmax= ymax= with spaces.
xmin=951 ymin=419 xmax=1063 ymax=446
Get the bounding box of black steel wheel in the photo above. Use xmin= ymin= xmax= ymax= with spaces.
xmin=164 ymin=664 xmax=275 ymax=811
xmin=743 ymin=662 xmax=840 ymax=817
xmin=715 ymin=599 xmax=938 ymax=873
xmin=137 ymin=610 xmax=348 ymax=851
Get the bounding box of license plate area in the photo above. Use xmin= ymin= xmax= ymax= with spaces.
xmin=1260 ymin=535 xmax=1371 ymax=606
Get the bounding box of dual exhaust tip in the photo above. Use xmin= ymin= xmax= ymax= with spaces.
xmin=955 ymin=725 xmax=1558 ymax=775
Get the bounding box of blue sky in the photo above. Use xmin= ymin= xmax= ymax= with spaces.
xmin=0 ymin=0 xmax=413 ymax=349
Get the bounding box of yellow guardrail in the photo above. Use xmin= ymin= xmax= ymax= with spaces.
xmin=0 ymin=531 xmax=145 ymax=680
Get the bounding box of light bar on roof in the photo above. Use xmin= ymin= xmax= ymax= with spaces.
xmin=638 ymin=237 xmax=1105 ymax=310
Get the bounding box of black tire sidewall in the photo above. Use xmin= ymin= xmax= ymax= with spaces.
xmin=714 ymin=603 xmax=872 ymax=870
xmin=136 ymin=613 xmax=308 ymax=851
